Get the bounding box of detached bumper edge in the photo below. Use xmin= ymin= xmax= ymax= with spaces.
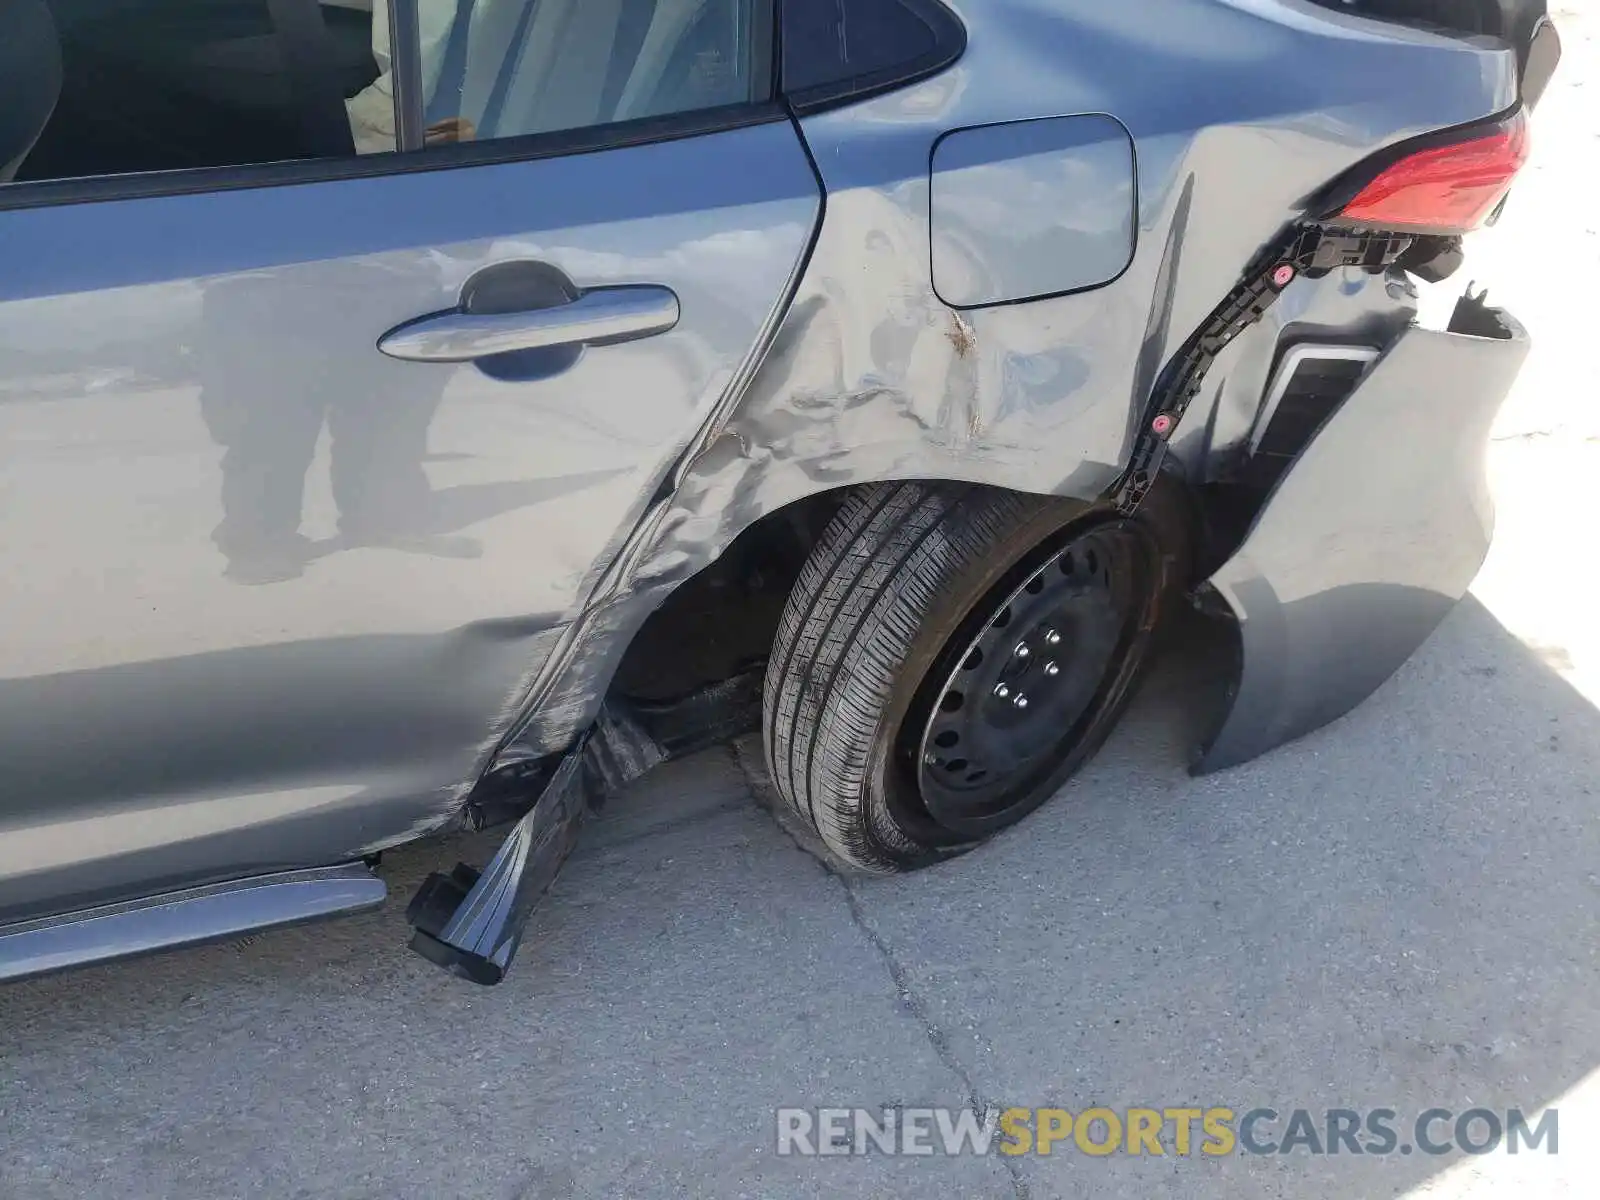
xmin=1192 ymin=300 xmax=1530 ymax=773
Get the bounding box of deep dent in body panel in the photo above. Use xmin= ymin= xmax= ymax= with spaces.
xmin=484 ymin=0 xmax=1518 ymax=768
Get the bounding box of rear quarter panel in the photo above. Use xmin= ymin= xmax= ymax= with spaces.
xmin=503 ymin=0 xmax=1520 ymax=758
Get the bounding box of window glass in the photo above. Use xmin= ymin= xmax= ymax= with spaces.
xmin=13 ymin=0 xmax=371 ymax=182
xmin=780 ymin=0 xmax=962 ymax=112
xmin=4 ymin=0 xmax=772 ymax=185
xmin=404 ymin=0 xmax=768 ymax=152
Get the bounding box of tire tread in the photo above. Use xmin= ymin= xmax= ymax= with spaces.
xmin=764 ymin=482 xmax=1049 ymax=870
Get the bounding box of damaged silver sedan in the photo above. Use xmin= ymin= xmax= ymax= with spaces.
xmin=0 ymin=0 xmax=1559 ymax=983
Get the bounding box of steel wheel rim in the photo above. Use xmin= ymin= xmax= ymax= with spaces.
xmin=905 ymin=520 xmax=1149 ymax=833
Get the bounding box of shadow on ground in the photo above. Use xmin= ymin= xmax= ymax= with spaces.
xmin=1 ymin=598 xmax=1596 ymax=1200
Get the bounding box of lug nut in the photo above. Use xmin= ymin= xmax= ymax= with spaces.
xmin=1014 ymin=643 xmax=1030 ymax=659
xmin=1043 ymin=661 xmax=1060 ymax=677
xmin=1044 ymin=629 xmax=1062 ymax=646
xmin=923 ymin=752 xmax=938 ymax=766
xmin=994 ymin=683 xmax=1010 ymax=699
xmin=1013 ymin=694 xmax=1029 ymax=710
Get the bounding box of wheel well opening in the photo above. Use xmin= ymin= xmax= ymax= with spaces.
xmin=609 ymin=488 xmax=853 ymax=704
xmin=610 ymin=473 xmax=1215 ymax=706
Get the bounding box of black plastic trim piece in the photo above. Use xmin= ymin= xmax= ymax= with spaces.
xmin=1305 ymin=0 xmax=1549 ymax=63
xmin=1398 ymin=235 xmax=1465 ymax=282
xmin=747 ymin=0 xmax=780 ymax=107
xmin=1522 ymin=16 xmax=1562 ymax=110
xmin=781 ymin=0 xmax=967 ymax=116
xmin=1111 ymin=226 xmax=1412 ymax=515
xmin=0 ymin=101 xmax=788 ymax=213
xmin=409 ymin=703 xmax=667 ymax=985
xmin=390 ymin=0 xmax=426 ymax=152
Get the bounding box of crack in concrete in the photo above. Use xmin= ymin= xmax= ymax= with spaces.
xmin=834 ymin=875 xmax=1032 ymax=1200
xmin=728 ymin=739 xmax=1030 ymax=1200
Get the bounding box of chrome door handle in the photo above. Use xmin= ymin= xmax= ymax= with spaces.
xmin=377 ymin=285 xmax=680 ymax=363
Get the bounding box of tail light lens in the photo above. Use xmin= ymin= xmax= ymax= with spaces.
xmin=1337 ymin=111 xmax=1530 ymax=234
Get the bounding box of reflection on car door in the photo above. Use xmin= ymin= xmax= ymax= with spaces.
xmin=0 ymin=121 xmax=819 ymax=922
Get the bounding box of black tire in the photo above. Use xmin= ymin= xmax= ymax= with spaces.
xmin=762 ymin=480 xmax=1188 ymax=873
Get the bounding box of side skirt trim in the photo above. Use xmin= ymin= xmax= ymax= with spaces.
xmin=0 ymin=863 xmax=386 ymax=984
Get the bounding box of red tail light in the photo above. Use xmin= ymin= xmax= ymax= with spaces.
xmin=1338 ymin=112 xmax=1530 ymax=234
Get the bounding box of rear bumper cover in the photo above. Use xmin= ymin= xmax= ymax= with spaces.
xmin=1194 ymin=301 xmax=1529 ymax=772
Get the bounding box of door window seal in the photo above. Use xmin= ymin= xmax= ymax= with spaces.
xmin=0 ymin=100 xmax=788 ymax=213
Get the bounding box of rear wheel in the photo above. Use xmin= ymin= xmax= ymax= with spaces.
xmin=762 ymin=481 xmax=1187 ymax=872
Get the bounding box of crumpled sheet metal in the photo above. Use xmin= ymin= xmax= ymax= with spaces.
xmin=489 ymin=0 xmax=1518 ymax=767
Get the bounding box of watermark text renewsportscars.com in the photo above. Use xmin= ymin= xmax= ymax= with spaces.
xmin=775 ymin=1106 xmax=1559 ymax=1158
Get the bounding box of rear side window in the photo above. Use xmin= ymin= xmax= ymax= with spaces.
xmin=780 ymin=0 xmax=965 ymax=114
xmin=413 ymin=0 xmax=772 ymax=151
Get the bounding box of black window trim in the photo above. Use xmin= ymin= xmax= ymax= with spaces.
xmin=391 ymin=0 xmax=426 ymax=153
xmin=779 ymin=0 xmax=967 ymax=116
xmin=745 ymin=0 xmax=781 ymax=123
xmin=0 ymin=0 xmax=786 ymax=215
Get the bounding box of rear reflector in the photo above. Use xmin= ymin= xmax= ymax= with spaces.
xmin=1339 ymin=112 xmax=1529 ymax=234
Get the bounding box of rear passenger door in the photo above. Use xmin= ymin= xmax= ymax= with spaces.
xmin=0 ymin=0 xmax=819 ymax=921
